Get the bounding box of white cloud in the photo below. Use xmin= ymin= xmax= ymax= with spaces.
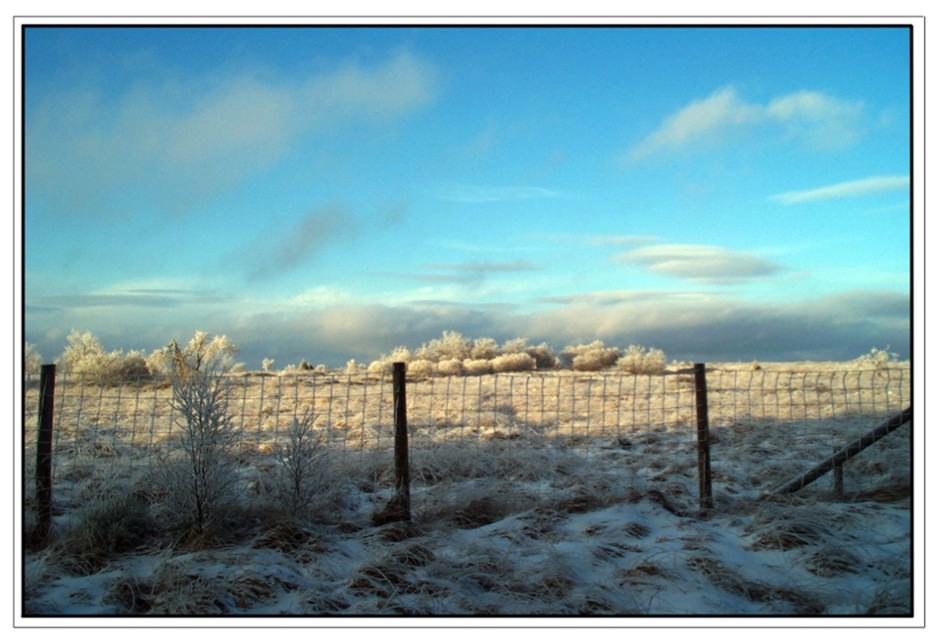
xmin=616 ymin=244 xmax=782 ymax=284
xmin=627 ymin=86 xmax=865 ymax=161
xmin=26 ymin=50 xmax=438 ymax=219
xmin=300 ymin=50 xmax=438 ymax=123
xmin=765 ymin=90 xmax=865 ymax=149
xmin=628 ymin=87 xmax=760 ymax=160
xmin=769 ymin=175 xmax=910 ymax=204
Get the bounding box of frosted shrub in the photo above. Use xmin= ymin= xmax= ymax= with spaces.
xmin=416 ymin=331 xmax=471 ymax=362
xmin=562 ymin=340 xmax=621 ymax=372
xmin=368 ymin=346 xmax=412 ymax=374
xmin=117 ymin=350 xmax=151 ymax=382
xmin=60 ymin=330 xmax=105 ymax=369
xmin=617 ymin=345 xmax=666 ymax=374
xmin=146 ymin=347 xmax=174 ymax=378
xmin=526 ymin=342 xmax=559 ymax=370
xmin=437 ymin=358 xmax=465 ymax=376
xmin=262 ymin=358 xmax=275 ymax=372
xmin=60 ymin=330 xmax=117 ymax=380
xmin=489 ymin=352 xmax=537 ymax=373
xmin=161 ymin=370 xmax=239 ymax=536
xmin=470 ymin=337 xmax=500 ymax=360
xmin=386 ymin=346 xmax=412 ymax=363
xmin=407 ymin=359 xmax=436 ymax=378
xmin=182 ymin=331 xmax=238 ymax=373
xmin=59 ymin=330 xmax=148 ymax=385
xmin=854 ymin=346 xmax=900 ymax=370
xmin=462 ymin=358 xmax=492 ymax=375
xmin=24 ymin=343 xmax=43 ymax=376
xmin=148 ymin=331 xmax=239 ymax=379
xmin=345 ymin=359 xmax=362 ymax=374
xmin=500 ymin=337 xmax=530 ymax=355
xmin=367 ymin=360 xmax=390 ymax=375
xmin=273 ymin=410 xmax=325 ymax=517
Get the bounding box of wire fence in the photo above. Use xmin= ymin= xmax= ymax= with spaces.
xmin=22 ymin=365 xmax=912 ymax=509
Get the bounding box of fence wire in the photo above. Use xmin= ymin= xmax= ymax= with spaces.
xmin=22 ymin=366 xmax=911 ymax=503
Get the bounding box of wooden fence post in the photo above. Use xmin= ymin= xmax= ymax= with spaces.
xmin=372 ymin=361 xmax=411 ymax=524
xmin=694 ymin=363 xmax=713 ymax=514
xmin=832 ymin=447 xmax=844 ymax=498
xmin=35 ymin=363 xmax=56 ymax=543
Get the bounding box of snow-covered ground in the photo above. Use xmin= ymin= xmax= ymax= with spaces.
xmin=21 ymin=423 xmax=912 ymax=622
xmin=18 ymin=363 xmax=914 ymax=624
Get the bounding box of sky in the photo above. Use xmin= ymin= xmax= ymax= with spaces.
xmin=21 ymin=22 xmax=914 ymax=369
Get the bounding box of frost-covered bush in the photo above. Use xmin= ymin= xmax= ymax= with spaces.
xmin=415 ymin=331 xmax=472 ymax=362
xmin=117 ymin=350 xmax=152 ymax=382
xmin=561 ymin=340 xmax=621 ymax=372
xmin=148 ymin=331 xmax=238 ymax=379
xmin=470 ymin=337 xmax=500 ymax=360
xmin=617 ymin=345 xmax=666 ymax=374
xmin=489 ymin=352 xmax=537 ymax=373
xmin=525 ymin=342 xmax=559 ymax=370
xmin=59 ymin=330 xmax=151 ymax=385
xmin=462 ymin=358 xmax=492 ymax=375
xmin=272 ymin=410 xmax=325 ymax=517
xmin=367 ymin=360 xmax=389 ymax=375
xmin=366 ymin=333 xmax=561 ymax=376
xmin=59 ymin=330 xmax=116 ymax=377
xmin=24 ymin=343 xmax=42 ymax=376
xmin=368 ymin=346 xmax=412 ymax=374
xmin=160 ymin=370 xmax=239 ymax=536
xmin=262 ymin=358 xmax=275 ymax=372
xmin=500 ymin=337 xmax=530 ymax=355
xmin=407 ymin=359 xmax=436 ymax=378
xmin=853 ymin=346 xmax=901 ymax=370
xmin=437 ymin=358 xmax=465 ymax=376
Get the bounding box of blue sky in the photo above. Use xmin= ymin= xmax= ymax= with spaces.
xmin=22 ymin=23 xmax=913 ymax=368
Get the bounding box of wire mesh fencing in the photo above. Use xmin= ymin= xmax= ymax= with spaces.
xmin=702 ymin=367 xmax=912 ymax=499
xmin=22 ymin=364 xmax=912 ymax=512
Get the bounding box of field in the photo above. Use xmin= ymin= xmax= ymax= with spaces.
xmin=19 ymin=361 xmax=913 ymax=619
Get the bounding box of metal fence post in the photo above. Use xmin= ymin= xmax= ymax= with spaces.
xmin=35 ymin=364 xmax=56 ymax=543
xmin=694 ymin=363 xmax=713 ymax=514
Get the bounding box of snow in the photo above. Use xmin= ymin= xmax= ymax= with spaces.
xmin=18 ymin=365 xmax=915 ymax=625
xmin=20 ymin=437 xmax=912 ymax=624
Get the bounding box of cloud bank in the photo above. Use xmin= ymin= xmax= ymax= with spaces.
xmin=25 ymin=282 xmax=910 ymax=369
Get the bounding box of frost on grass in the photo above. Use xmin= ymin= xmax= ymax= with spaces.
xmin=24 ymin=423 xmax=912 ymax=617
xmin=22 ymin=360 xmax=911 ymax=618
